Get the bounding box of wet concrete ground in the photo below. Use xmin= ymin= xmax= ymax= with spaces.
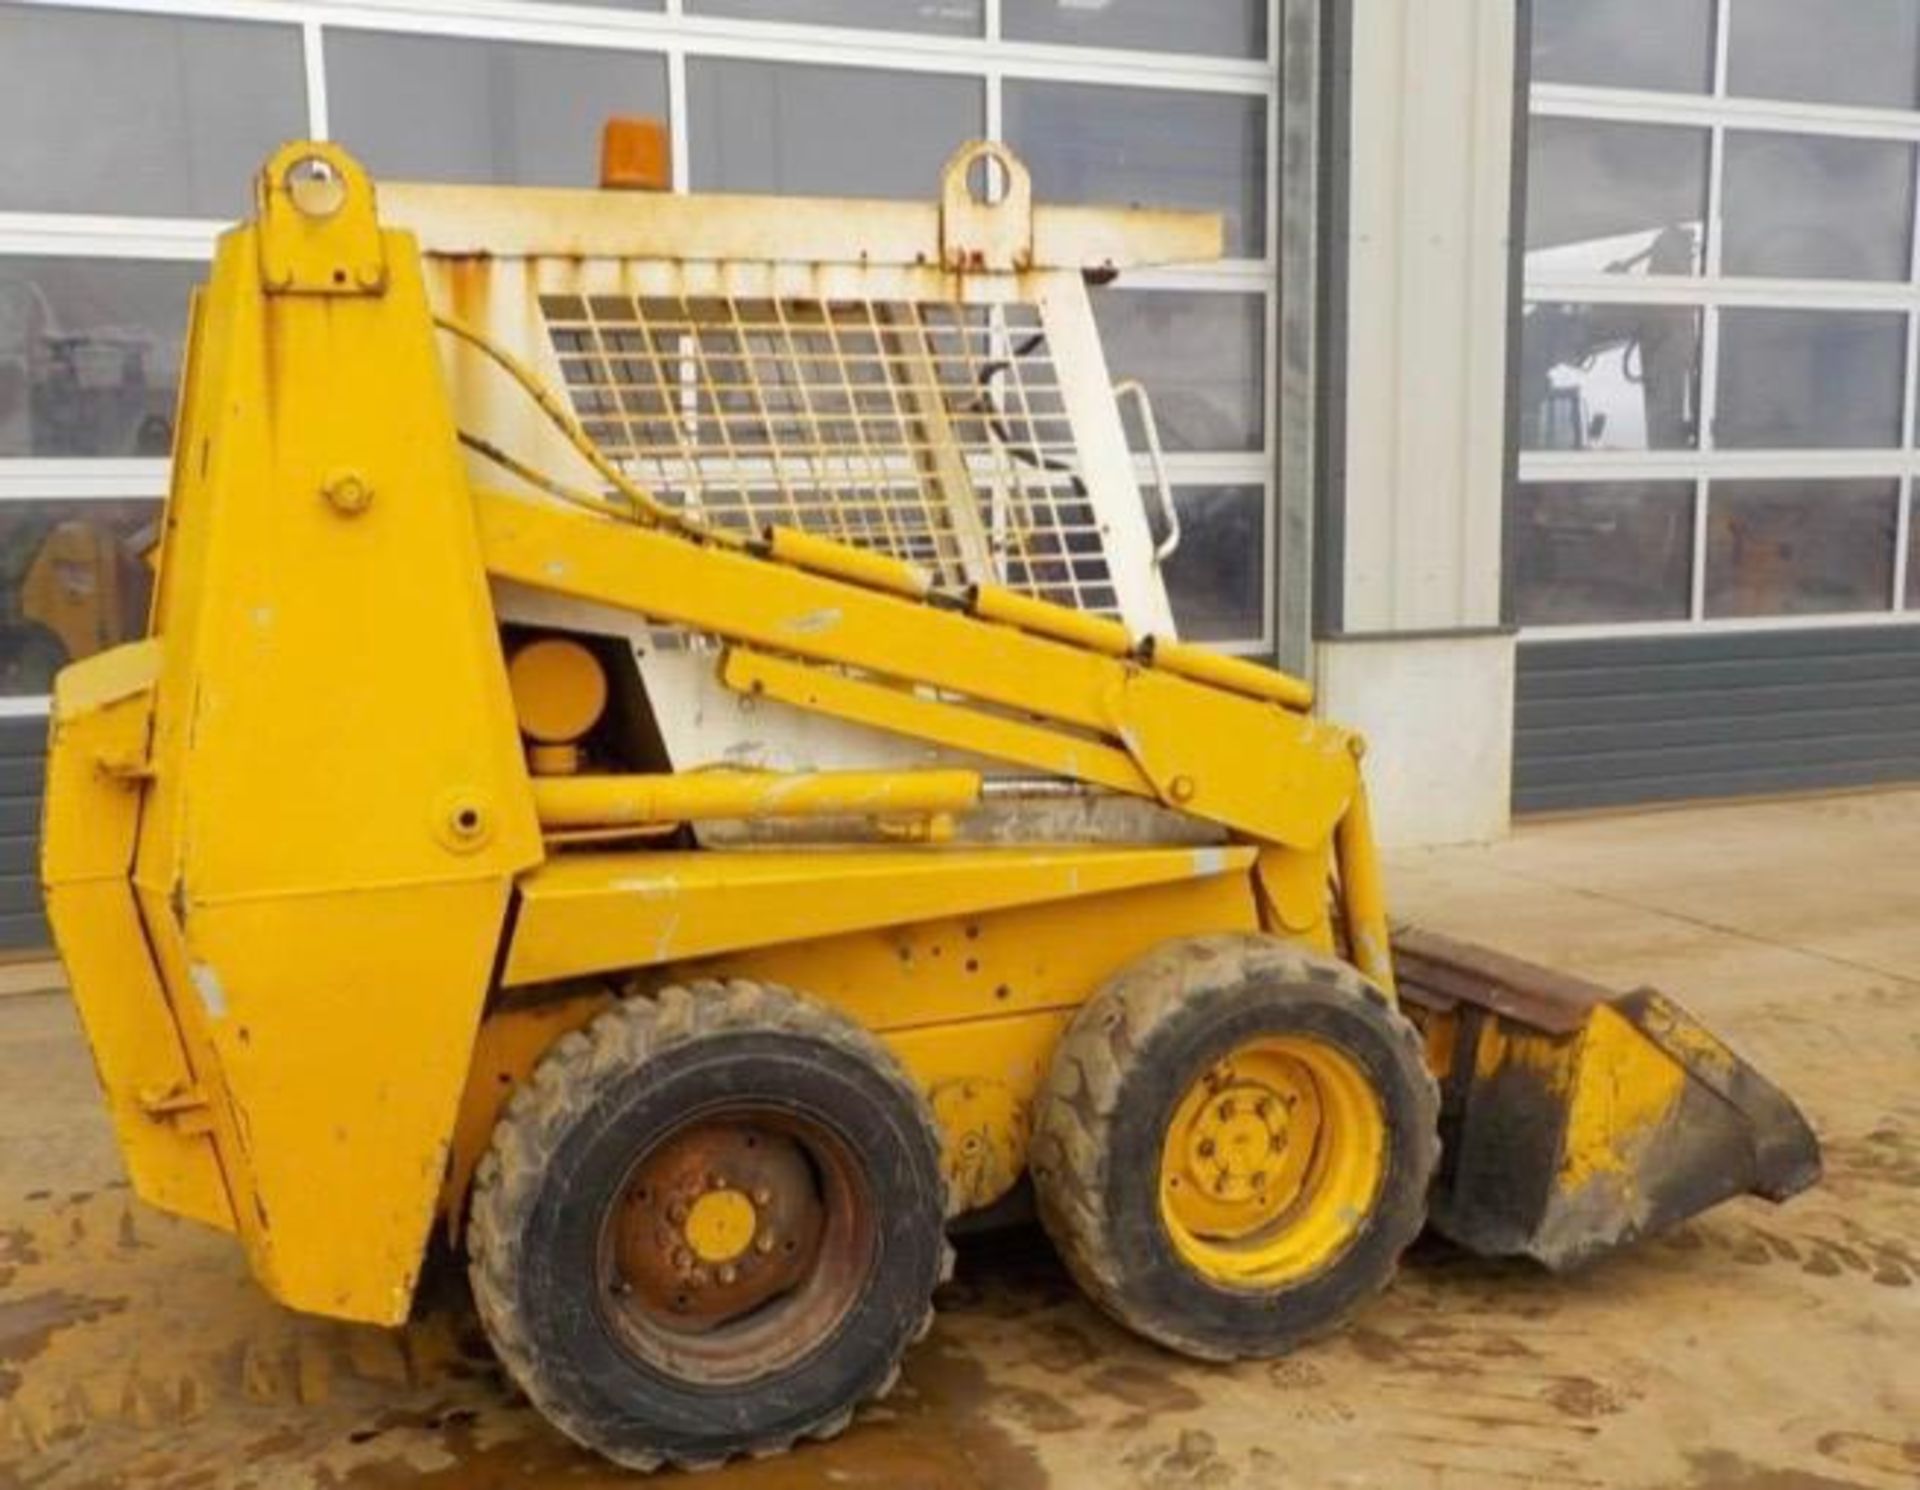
xmin=3 ymin=790 xmax=1918 ymax=1489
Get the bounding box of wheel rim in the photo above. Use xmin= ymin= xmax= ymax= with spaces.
xmin=1157 ymin=1034 xmax=1386 ymax=1288
xmin=596 ymin=1108 xmax=874 ymax=1385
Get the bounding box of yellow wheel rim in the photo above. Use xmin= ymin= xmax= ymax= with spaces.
xmin=1158 ymin=1034 xmax=1386 ymax=1287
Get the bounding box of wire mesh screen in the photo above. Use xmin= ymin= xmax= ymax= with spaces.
xmin=539 ymin=292 xmax=1120 ymax=615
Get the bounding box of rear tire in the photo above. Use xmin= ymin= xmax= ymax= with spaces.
xmin=1031 ymin=934 xmax=1438 ymax=1361
xmin=467 ymin=981 xmax=951 ymax=1471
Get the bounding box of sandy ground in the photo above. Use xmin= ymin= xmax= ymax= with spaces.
xmin=2 ymin=790 xmax=1917 ymax=1490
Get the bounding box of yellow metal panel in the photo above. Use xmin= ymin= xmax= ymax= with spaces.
xmin=447 ymin=872 xmax=1259 ymax=1225
xmin=766 ymin=526 xmax=933 ymax=600
xmin=477 ymin=488 xmax=1127 ymax=736
xmin=505 ymin=844 xmax=1256 ymax=987
xmin=1558 ymin=1006 xmax=1690 ymax=1190
xmin=701 ymin=870 xmax=1260 ymax=1033
xmin=478 ymin=490 xmax=1361 ymax=847
xmin=1333 ymin=777 xmax=1395 ymax=995
xmin=382 ymin=182 xmax=1221 ymax=271
xmin=444 ymin=992 xmax=616 ymax=1239
xmin=969 ymin=585 xmax=1135 ymax=657
xmin=42 ymin=645 xmax=231 ymax=1232
xmin=112 ymin=197 xmax=543 ymax=1324
xmin=148 ymin=879 xmax=512 ymax=1322
xmin=721 ymin=648 xmax=1154 ymax=797
xmin=531 ymin=768 xmax=982 ymax=829
xmin=1110 ymin=668 xmax=1358 ymax=849
xmin=1145 ymin=637 xmax=1315 ymax=712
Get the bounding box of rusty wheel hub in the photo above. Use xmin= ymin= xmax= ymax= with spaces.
xmin=610 ymin=1121 xmax=827 ymax=1334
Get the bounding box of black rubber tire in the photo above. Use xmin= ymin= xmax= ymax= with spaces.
xmin=1030 ymin=934 xmax=1439 ymax=1361
xmin=467 ymin=980 xmax=952 ymax=1472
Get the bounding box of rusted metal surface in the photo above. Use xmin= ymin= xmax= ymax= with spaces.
xmin=609 ymin=1123 xmax=823 ymax=1333
xmin=594 ymin=1110 xmax=874 ymax=1385
xmin=1393 ymin=924 xmax=1614 ymax=1036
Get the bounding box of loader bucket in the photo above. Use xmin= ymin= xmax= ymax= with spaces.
xmin=1394 ymin=928 xmax=1821 ymax=1270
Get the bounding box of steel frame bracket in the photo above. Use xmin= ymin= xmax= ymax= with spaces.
xmin=255 ymin=140 xmax=388 ymax=297
xmin=940 ymin=140 xmax=1035 ymax=272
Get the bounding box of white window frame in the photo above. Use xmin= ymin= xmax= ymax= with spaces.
xmin=1521 ymin=0 xmax=1920 ymax=642
xmin=0 ymin=0 xmax=1282 ymax=716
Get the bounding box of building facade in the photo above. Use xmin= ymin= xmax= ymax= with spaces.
xmin=0 ymin=0 xmax=1913 ymax=948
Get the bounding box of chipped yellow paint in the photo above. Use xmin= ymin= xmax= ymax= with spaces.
xmin=1559 ymin=1007 xmax=1689 ymax=1189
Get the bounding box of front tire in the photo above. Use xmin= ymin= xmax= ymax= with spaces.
xmin=467 ymin=981 xmax=951 ymax=1471
xmin=1031 ymin=934 xmax=1438 ymax=1361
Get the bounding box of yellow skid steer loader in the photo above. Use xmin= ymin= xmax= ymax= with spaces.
xmin=41 ymin=137 xmax=1820 ymax=1472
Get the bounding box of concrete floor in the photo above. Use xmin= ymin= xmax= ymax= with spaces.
xmin=3 ymin=790 xmax=1918 ymax=1490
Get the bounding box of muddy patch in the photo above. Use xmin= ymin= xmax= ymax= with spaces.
xmin=1685 ymin=1448 xmax=1875 ymax=1490
xmin=0 ymin=1291 xmax=127 ymax=1398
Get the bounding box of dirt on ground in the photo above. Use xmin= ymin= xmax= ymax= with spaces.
xmin=3 ymin=790 xmax=1917 ymax=1490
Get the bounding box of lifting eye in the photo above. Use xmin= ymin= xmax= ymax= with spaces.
xmin=284 ymin=155 xmax=346 ymax=220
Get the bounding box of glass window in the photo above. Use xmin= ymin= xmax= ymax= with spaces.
xmin=1520 ymin=303 xmax=1701 ymax=452
xmin=325 ymin=32 xmax=667 ymax=187
xmin=1094 ymin=291 xmax=1263 ymax=453
xmin=689 ymin=61 xmax=981 ymax=199
xmin=1716 ymin=310 xmax=1907 ymax=450
xmin=688 ymin=0 xmax=979 ymax=34
xmin=1705 ymin=480 xmax=1897 ymax=617
xmin=1723 ymin=133 xmax=1915 ymax=282
xmin=1532 ymin=0 xmax=1716 ymax=94
xmin=1730 ymin=0 xmax=1920 ymax=111
xmin=1526 ymin=120 xmax=1709 ymax=277
xmin=0 ymin=259 xmax=200 ymax=460
xmin=1509 ymin=482 xmax=1695 ymax=626
xmin=1004 ymin=0 xmax=1265 ymax=59
xmin=0 ymin=500 xmax=159 ymax=696
xmin=1146 ymin=485 xmax=1266 ymax=644
xmin=0 ymin=5 xmax=306 ymax=218
xmin=1005 ymin=83 xmax=1267 ymax=259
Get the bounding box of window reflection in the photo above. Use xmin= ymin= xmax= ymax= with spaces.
xmin=1716 ymin=310 xmax=1907 ymax=450
xmin=1730 ymin=0 xmax=1920 ymax=110
xmin=1145 ymin=485 xmax=1265 ymax=644
xmin=689 ymin=0 xmax=978 ymax=34
xmin=326 ymin=32 xmax=668 ymax=187
xmin=1006 ymin=82 xmax=1267 ymax=258
xmin=0 ymin=500 xmax=158 ymax=697
xmin=1521 ymin=303 xmax=1701 ymax=452
xmin=1004 ymin=0 xmax=1264 ymax=59
xmin=1532 ymin=0 xmax=1715 ymax=94
xmin=0 ymin=4 xmax=307 ymax=218
xmin=1706 ymin=480 xmax=1897 ymax=617
xmin=1724 ymin=133 xmax=1915 ymax=283
xmin=690 ymin=60 xmax=982 ymax=198
xmin=1527 ymin=120 xmax=1707 ymax=277
xmin=0 ymin=259 xmax=198 ymax=459
xmin=1094 ymin=290 xmax=1263 ymax=453
xmin=1510 ymin=482 xmax=1695 ymax=625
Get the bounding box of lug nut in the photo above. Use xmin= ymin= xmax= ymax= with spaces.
xmin=753 ymin=1188 xmax=772 ymax=1207
xmin=668 ymin=1202 xmax=688 ymax=1224
xmin=755 ymin=1235 xmax=775 ymax=1255
xmin=719 ymin=1265 xmax=738 ymax=1285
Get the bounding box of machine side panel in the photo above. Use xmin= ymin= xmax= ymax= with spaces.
xmin=123 ymin=161 xmax=543 ymax=1325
